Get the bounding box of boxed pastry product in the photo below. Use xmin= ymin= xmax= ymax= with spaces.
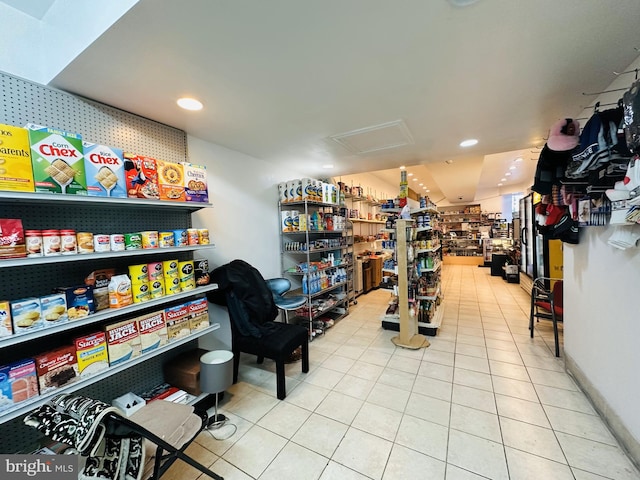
xmin=55 ymin=285 xmax=95 ymax=320
xmin=25 ymin=124 xmax=86 ymax=195
xmin=156 ymin=159 xmax=185 ymax=201
xmin=10 ymin=297 xmax=42 ymax=335
xmin=105 ymin=319 xmax=141 ymax=366
xmin=182 ymin=162 xmax=208 ymax=203
xmin=0 ymin=123 xmax=35 ymax=192
xmin=187 ymin=297 xmax=209 ymax=332
xmin=35 ymin=345 xmax=79 ymax=394
xmin=0 ymin=218 xmax=26 ymax=259
xmin=136 ymin=310 xmax=168 ymax=354
xmin=74 ymin=332 xmax=109 ymax=377
xmin=0 ymin=358 xmax=39 ymax=412
xmin=164 ymin=303 xmax=191 ymax=342
xmin=0 ymin=301 xmax=13 ymax=338
xmin=40 ymin=293 xmax=67 ymax=325
xmin=83 ymin=142 xmax=127 ymax=198
xmin=85 ymin=268 xmax=115 ymax=311
xmin=123 ymin=153 xmax=159 ymax=199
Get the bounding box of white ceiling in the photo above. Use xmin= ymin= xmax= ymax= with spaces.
xmin=1 ymin=0 xmax=55 ymax=19
xmin=38 ymin=0 xmax=640 ymax=204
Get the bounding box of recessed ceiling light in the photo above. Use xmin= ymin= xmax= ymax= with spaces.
xmin=400 ymin=165 xmax=406 ymax=170
xmin=177 ymin=97 xmax=203 ymax=111
xmin=322 ymin=164 xmax=334 ymax=169
xmin=501 ymin=178 xmax=507 ymax=182
xmin=505 ymin=172 xmax=511 ymax=176
xmin=514 ymin=157 xmax=523 ymax=162
xmin=498 ymin=183 xmax=503 ymax=186
xmin=407 ymin=173 xmax=413 ymax=176
xmin=509 ymin=165 xmax=517 ymax=170
xmin=418 ymin=183 xmax=423 ymax=186
xmin=459 ymin=138 xmax=478 ymax=147
xmin=425 ymin=189 xmax=430 ymax=192
xmin=445 ymin=159 xmax=454 ymax=164
xmin=413 ymin=178 xmax=418 ymax=181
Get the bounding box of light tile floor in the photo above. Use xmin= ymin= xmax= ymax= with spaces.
xmin=168 ymin=265 xmax=640 ymax=480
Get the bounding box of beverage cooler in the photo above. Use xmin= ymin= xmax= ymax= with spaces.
xmin=519 ymin=193 xmax=548 ymax=283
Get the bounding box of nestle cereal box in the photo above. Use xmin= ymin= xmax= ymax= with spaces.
xmin=164 ymin=303 xmax=191 ymax=342
xmin=74 ymin=332 xmax=109 ymax=377
xmin=0 ymin=359 xmax=39 ymax=412
xmin=136 ymin=310 xmax=168 ymax=354
xmin=123 ymin=153 xmax=159 ymax=199
xmin=83 ymin=142 xmax=127 ymax=198
xmin=182 ymin=162 xmax=208 ymax=203
xmin=0 ymin=124 xmax=35 ymax=192
xmin=187 ymin=297 xmax=209 ymax=332
xmin=10 ymin=297 xmax=42 ymax=335
xmin=25 ymin=124 xmax=86 ymax=195
xmin=0 ymin=301 xmax=12 ymax=338
xmin=40 ymin=293 xmax=67 ymax=326
xmin=105 ymin=319 xmax=141 ymax=366
xmin=156 ymin=159 xmax=185 ymax=201
xmin=35 ymin=345 xmax=79 ymax=394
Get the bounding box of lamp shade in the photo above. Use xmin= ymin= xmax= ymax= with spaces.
xmin=200 ymin=350 xmax=234 ymax=394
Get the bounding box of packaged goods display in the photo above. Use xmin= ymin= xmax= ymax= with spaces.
xmin=76 ymin=232 xmax=94 ymax=254
xmin=178 ymin=260 xmax=195 ymax=291
xmin=0 ymin=359 xmax=39 ymax=412
xmin=55 ymin=285 xmax=95 ymax=319
xmin=135 ymin=310 xmax=168 ymax=354
xmin=84 ymin=269 xmax=115 ymax=311
xmin=35 ymin=345 xmax=79 ymax=394
xmin=83 ymin=142 xmax=127 ymax=198
xmin=60 ymin=229 xmax=77 ymax=254
xmin=187 ymin=297 xmax=209 ymax=332
xmin=182 ymin=163 xmax=208 ymax=202
xmin=26 ymin=124 xmax=86 ymax=195
xmin=194 ymin=258 xmax=210 ymax=286
xmin=165 ymin=303 xmax=191 ymax=341
xmin=0 ymin=301 xmax=13 ymax=338
xmin=104 ymin=318 xmax=141 ymax=366
xmin=156 ymin=159 xmax=185 ymax=201
xmin=108 ymin=274 xmax=132 ymax=308
xmin=131 ymin=281 xmax=151 ymax=304
xmin=40 ymin=293 xmax=67 ymax=324
xmin=42 ymin=229 xmax=61 ymax=256
xmin=124 ymin=153 xmax=159 ymax=199
xmin=0 ymin=218 xmax=26 ymax=259
xmin=10 ymin=297 xmax=42 ymax=335
xmin=25 ymin=230 xmax=42 ymax=257
xmin=0 ymin=124 xmax=35 ymax=192
xmin=74 ymin=332 xmax=109 ymax=377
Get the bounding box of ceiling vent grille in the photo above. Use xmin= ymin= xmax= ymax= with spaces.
xmin=329 ymin=119 xmax=414 ymax=155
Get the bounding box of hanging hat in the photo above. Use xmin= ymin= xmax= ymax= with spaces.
xmin=547 ymin=118 xmax=580 ymax=152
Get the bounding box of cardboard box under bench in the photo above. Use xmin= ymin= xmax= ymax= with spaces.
xmin=163 ymin=348 xmax=208 ymax=396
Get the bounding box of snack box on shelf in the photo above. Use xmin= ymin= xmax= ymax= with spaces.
xmin=123 ymin=153 xmax=159 ymax=200
xmin=0 ymin=358 xmax=39 ymax=412
xmin=34 ymin=345 xmax=79 ymax=394
xmin=156 ymin=159 xmax=185 ymax=202
xmin=55 ymin=285 xmax=95 ymax=320
xmin=135 ymin=310 xmax=168 ymax=354
xmin=104 ymin=318 xmax=141 ymax=366
xmin=182 ymin=162 xmax=208 ymax=203
xmin=10 ymin=297 xmax=42 ymax=335
xmin=164 ymin=303 xmax=191 ymax=342
xmin=74 ymin=331 xmax=109 ymax=378
xmin=40 ymin=293 xmax=68 ymax=325
xmin=187 ymin=297 xmax=209 ymax=333
xmin=0 ymin=123 xmax=35 ymax=192
xmin=83 ymin=142 xmax=127 ymax=198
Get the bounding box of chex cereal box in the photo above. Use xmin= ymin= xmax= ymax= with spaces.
xmin=123 ymin=153 xmax=159 ymax=199
xmin=136 ymin=310 xmax=168 ymax=354
xmin=10 ymin=297 xmax=42 ymax=335
xmin=83 ymin=142 xmax=127 ymax=198
xmin=187 ymin=297 xmax=209 ymax=332
xmin=182 ymin=162 xmax=208 ymax=202
xmin=105 ymin=318 xmax=141 ymax=366
xmin=157 ymin=159 xmax=185 ymax=201
xmin=74 ymin=332 xmax=109 ymax=377
xmin=40 ymin=293 xmax=67 ymax=326
xmin=35 ymin=345 xmax=79 ymax=394
xmin=0 ymin=301 xmax=12 ymax=338
xmin=165 ymin=303 xmax=191 ymax=342
xmin=25 ymin=124 xmax=86 ymax=195
xmin=0 ymin=124 xmax=35 ymax=192
xmin=0 ymin=359 xmax=39 ymax=412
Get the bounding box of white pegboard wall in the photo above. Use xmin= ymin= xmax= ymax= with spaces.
xmin=0 ymin=72 xmax=187 ymax=161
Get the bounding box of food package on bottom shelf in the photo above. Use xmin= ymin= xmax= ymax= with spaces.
xmin=10 ymin=297 xmax=42 ymax=335
xmin=187 ymin=297 xmax=209 ymax=332
xmin=35 ymin=345 xmax=79 ymax=394
xmin=164 ymin=303 xmax=191 ymax=342
xmin=136 ymin=310 xmax=168 ymax=354
xmin=0 ymin=358 xmax=39 ymax=412
xmin=104 ymin=318 xmax=141 ymax=366
xmin=74 ymin=332 xmax=109 ymax=378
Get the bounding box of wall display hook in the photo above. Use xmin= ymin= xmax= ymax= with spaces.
xmin=582 ymin=87 xmax=628 ymax=96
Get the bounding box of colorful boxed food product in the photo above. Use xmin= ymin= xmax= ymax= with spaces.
xmin=0 ymin=218 xmax=26 ymax=259
xmin=123 ymin=153 xmax=159 ymax=199
xmin=165 ymin=303 xmax=191 ymax=342
xmin=40 ymin=293 xmax=67 ymax=325
xmin=0 ymin=123 xmax=35 ymax=192
xmin=35 ymin=345 xmax=79 ymax=394
xmin=182 ymin=162 xmax=208 ymax=203
xmin=156 ymin=159 xmax=185 ymax=201
xmin=55 ymin=285 xmax=95 ymax=320
xmin=10 ymin=297 xmax=42 ymax=335
xmin=105 ymin=319 xmax=141 ymax=366
xmin=25 ymin=124 xmax=86 ymax=195
xmin=136 ymin=310 xmax=168 ymax=354
xmin=187 ymin=297 xmax=209 ymax=332
xmin=74 ymin=332 xmax=109 ymax=377
xmin=83 ymin=142 xmax=127 ymax=198
xmin=84 ymin=268 xmax=115 ymax=311
xmin=0 ymin=301 xmax=12 ymax=338
xmin=108 ymin=274 xmax=132 ymax=308
xmin=0 ymin=358 xmax=39 ymax=412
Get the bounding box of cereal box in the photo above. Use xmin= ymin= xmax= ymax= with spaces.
xmin=0 ymin=301 xmax=13 ymax=338
xmin=123 ymin=153 xmax=159 ymax=199
xmin=10 ymin=297 xmax=42 ymax=335
xmin=83 ymin=142 xmax=127 ymax=198
xmin=74 ymin=332 xmax=109 ymax=377
xmin=0 ymin=124 xmax=34 ymax=192
xmin=105 ymin=319 xmax=141 ymax=366
xmin=165 ymin=303 xmax=191 ymax=342
xmin=182 ymin=162 xmax=208 ymax=203
xmin=35 ymin=345 xmax=79 ymax=394
xmin=156 ymin=159 xmax=185 ymax=201
xmin=40 ymin=293 xmax=67 ymax=326
xmin=187 ymin=297 xmax=209 ymax=332
xmin=136 ymin=310 xmax=168 ymax=354
xmin=25 ymin=124 xmax=86 ymax=195
xmin=0 ymin=359 xmax=39 ymax=412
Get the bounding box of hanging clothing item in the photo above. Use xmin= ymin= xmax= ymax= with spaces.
xmin=623 ymin=78 xmax=640 ymax=153
xmin=532 ymin=118 xmax=580 ymax=195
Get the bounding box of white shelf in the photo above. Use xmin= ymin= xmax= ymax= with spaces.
xmin=410 ymin=206 xmax=439 ymax=215
xmin=350 ymin=218 xmax=386 ymax=224
xmin=0 ymin=323 xmax=220 ymax=425
xmin=382 ymin=267 xmax=397 ymax=274
xmin=416 ymin=245 xmax=441 ymax=254
xmin=416 ymin=287 xmax=441 ymax=301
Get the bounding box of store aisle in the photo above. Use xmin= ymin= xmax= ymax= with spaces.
xmin=171 ymin=266 xmax=639 ymax=480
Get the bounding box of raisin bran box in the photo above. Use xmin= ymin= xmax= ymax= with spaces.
xmin=164 ymin=303 xmax=191 ymax=342
xmin=105 ymin=318 xmax=141 ymax=366
xmin=123 ymin=153 xmax=159 ymax=199
xmin=25 ymin=124 xmax=86 ymax=195
xmin=136 ymin=310 xmax=168 ymax=354
xmin=0 ymin=124 xmax=35 ymax=192
xmin=182 ymin=162 xmax=208 ymax=203
xmin=187 ymin=297 xmax=209 ymax=332
xmin=35 ymin=345 xmax=79 ymax=394
xmin=0 ymin=359 xmax=39 ymax=412
xmin=74 ymin=332 xmax=109 ymax=378
xmin=83 ymin=142 xmax=127 ymax=198
xmin=156 ymin=159 xmax=185 ymax=202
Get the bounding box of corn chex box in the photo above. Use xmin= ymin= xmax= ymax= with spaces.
xmin=25 ymin=124 xmax=86 ymax=195
xmin=0 ymin=124 xmax=35 ymax=192
xmin=83 ymin=142 xmax=127 ymax=198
